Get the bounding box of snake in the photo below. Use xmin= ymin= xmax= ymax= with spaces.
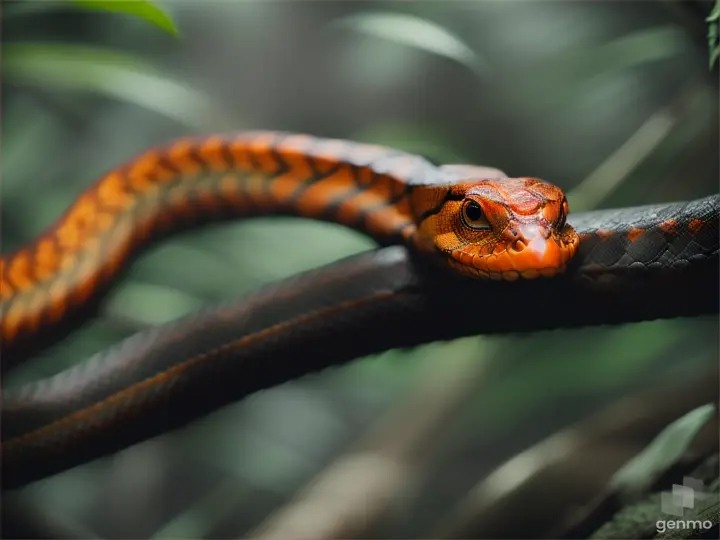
xmin=1 ymin=131 xmax=718 ymax=489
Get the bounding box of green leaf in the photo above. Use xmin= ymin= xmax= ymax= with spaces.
xmin=70 ymin=0 xmax=179 ymax=37
xmin=3 ymin=43 xmax=212 ymax=128
xmin=610 ymin=404 xmax=716 ymax=502
xmin=561 ymin=26 xmax=688 ymax=85
xmin=335 ymin=12 xmax=487 ymax=76
xmin=525 ymin=26 xmax=689 ymax=109
xmin=707 ymin=0 xmax=720 ymax=69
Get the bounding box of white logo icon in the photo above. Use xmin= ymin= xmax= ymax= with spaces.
xmin=660 ymin=476 xmax=711 ymax=517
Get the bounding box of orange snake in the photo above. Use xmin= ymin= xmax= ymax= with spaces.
xmin=1 ymin=131 xmax=578 ymax=361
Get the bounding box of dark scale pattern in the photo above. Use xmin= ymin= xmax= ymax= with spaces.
xmin=569 ymin=196 xmax=719 ymax=276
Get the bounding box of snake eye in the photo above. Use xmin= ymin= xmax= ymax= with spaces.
xmin=556 ymin=197 xmax=569 ymax=229
xmin=462 ymin=200 xmax=491 ymax=230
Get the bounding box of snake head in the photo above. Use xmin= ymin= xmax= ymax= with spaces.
xmin=414 ymin=177 xmax=579 ymax=280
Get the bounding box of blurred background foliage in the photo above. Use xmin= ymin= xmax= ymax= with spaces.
xmin=1 ymin=0 xmax=718 ymax=538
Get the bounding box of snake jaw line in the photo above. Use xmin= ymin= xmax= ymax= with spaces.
xmin=446 ymin=259 xmax=569 ymax=281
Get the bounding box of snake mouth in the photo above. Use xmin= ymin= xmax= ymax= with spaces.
xmin=447 ymin=229 xmax=579 ymax=281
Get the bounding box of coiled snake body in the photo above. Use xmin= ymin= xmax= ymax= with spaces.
xmin=1 ymin=132 xmax=718 ymax=488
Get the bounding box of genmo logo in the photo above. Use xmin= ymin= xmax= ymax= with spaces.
xmin=655 ymin=476 xmax=714 ymax=535
xmin=656 ymin=519 xmax=713 ymax=534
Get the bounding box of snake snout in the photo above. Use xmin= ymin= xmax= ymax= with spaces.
xmin=504 ymin=224 xmax=569 ymax=275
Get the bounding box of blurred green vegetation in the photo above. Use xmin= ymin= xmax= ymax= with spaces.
xmin=71 ymin=0 xmax=179 ymax=37
xmin=2 ymin=1 xmax=718 ymax=538
xmin=708 ymin=0 xmax=719 ymax=67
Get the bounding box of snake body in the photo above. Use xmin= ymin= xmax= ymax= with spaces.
xmin=1 ymin=132 xmax=718 ymax=489
xmin=1 ymin=132 xmax=579 ymax=368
